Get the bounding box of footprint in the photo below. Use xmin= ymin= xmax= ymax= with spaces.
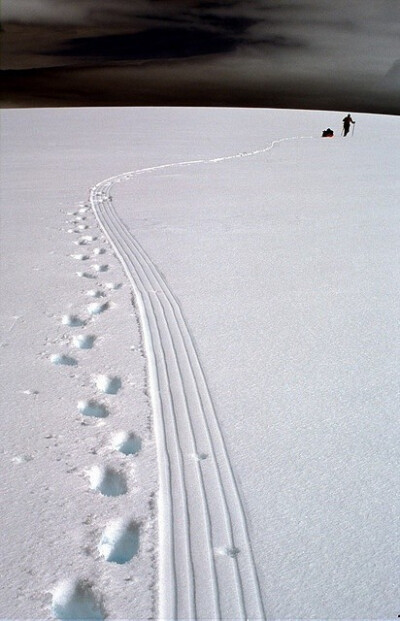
xmin=91 ymin=264 xmax=109 ymax=273
xmin=215 ymin=546 xmax=240 ymax=558
xmin=98 ymin=519 xmax=140 ymax=563
xmin=78 ymin=400 xmax=108 ymax=418
xmin=88 ymin=302 xmax=109 ymax=315
xmin=72 ymin=334 xmax=95 ymax=349
xmin=89 ymin=465 xmax=127 ymax=497
xmin=77 ymin=224 xmax=89 ymax=231
xmin=112 ymin=431 xmax=141 ymax=456
xmin=62 ymin=314 xmax=85 ymax=327
xmin=71 ymin=254 xmax=89 ymax=261
xmin=52 ymin=578 xmax=104 ymax=620
xmin=77 ymin=272 xmax=96 ymax=279
xmin=105 ymin=283 xmax=122 ymax=290
xmin=92 ymin=248 xmax=106 ymax=256
xmin=50 ymin=353 xmax=78 ymax=366
xmin=194 ymin=452 xmax=209 ymax=462
xmin=95 ymin=374 xmax=121 ymax=395
xmin=12 ymin=454 xmax=34 ymax=464
xmin=86 ymin=290 xmax=105 ymax=299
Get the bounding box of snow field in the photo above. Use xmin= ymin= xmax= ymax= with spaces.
xmin=106 ymin=112 xmax=398 ymax=619
xmin=1 ymin=107 xmax=398 ymax=620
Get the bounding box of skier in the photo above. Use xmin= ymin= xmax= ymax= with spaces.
xmin=342 ymin=114 xmax=355 ymax=137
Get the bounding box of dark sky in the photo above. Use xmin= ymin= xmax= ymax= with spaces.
xmin=1 ymin=0 xmax=399 ymax=112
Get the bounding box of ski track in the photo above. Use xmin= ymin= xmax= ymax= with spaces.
xmin=89 ymin=137 xmax=309 ymax=620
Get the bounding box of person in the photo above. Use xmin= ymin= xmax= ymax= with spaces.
xmin=342 ymin=114 xmax=355 ymax=136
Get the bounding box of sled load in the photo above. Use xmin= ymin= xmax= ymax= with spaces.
xmin=322 ymin=128 xmax=334 ymax=138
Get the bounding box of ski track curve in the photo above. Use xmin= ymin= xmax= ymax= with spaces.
xmin=89 ymin=137 xmax=310 ymax=620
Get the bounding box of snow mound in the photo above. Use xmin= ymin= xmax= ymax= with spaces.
xmin=98 ymin=519 xmax=140 ymax=564
xmin=112 ymin=431 xmax=141 ymax=456
xmin=51 ymin=578 xmax=104 ymax=620
xmin=77 ymin=224 xmax=88 ymax=231
xmin=87 ymin=302 xmax=108 ymax=315
xmin=50 ymin=353 xmax=77 ymax=366
xmin=95 ymin=374 xmax=121 ymax=395
xmin=72 ymin=334 xmax=95 ymax=350
xmin=93 ymin=248 xmax=106 ymax=255
xmin=77 ymin=400 xmax=108 ymax=418
xmin=89 ymin=465 xmax=127 ymax=497
xmin=61 ymin=314 xmax=85 ymax=327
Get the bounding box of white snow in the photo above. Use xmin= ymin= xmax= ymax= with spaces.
xmin=0 ymin=107 xmax=398 ymax=620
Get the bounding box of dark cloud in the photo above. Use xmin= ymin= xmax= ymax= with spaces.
xmin=198 ymin=14 xmax=257 ymax=34
xmin=253 ymin=34 xmax=304 ymax=49
xmin=1 ymin=0 xmax=399 ymax=113
xmin=52 ymin=28 xmax=241 ymax=62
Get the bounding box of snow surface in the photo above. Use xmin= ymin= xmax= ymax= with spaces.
xmin=0 ymin=107 xmax=398 ymax=620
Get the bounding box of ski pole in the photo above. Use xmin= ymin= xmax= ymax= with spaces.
xmin=352 ymin=123 xmax=355 ymax=136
